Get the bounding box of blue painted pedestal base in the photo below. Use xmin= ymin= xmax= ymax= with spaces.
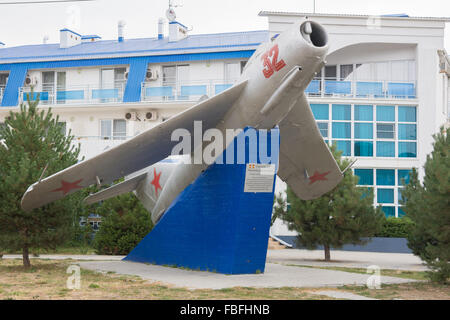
xmin=124 ymin=128 xmax=279 ymax=274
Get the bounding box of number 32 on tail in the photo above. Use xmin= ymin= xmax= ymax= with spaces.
xmin=261 ymin=44 xmax=286 ymax=79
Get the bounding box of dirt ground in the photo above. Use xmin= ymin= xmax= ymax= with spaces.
xmin=0 ymin=259 xmax=448 ymax=300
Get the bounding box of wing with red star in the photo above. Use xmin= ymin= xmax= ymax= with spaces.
xmin=278 ymin=94 xmax=344 ymax=200
xmin=21 ymin=81 xmax=248 ymax=212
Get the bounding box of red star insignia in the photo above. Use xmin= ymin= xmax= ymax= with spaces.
xmin=151 ymin=168 xmax=162 ymax=197
xmin=52 ymin=179 xmax=83 ymax=195
xmin=309 ymin=171 xmax=331 ymax=185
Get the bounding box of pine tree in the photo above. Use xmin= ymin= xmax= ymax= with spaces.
xmin=273 ymin=144 xmax=384 ymax=261
xmin=401 ymin=127 xmax=449 ymax=283
xmin=0 ymin=92 xmax=83 ymax=267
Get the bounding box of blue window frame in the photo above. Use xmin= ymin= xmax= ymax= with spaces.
xmin=354 ymin=123 xmax=373 ymax=139
xmin=398 ymin=124 xmax=417 ymax=140
xmin=332 ymin=104 xmax=351 ymax=120
xmin=398 ymin=107 xmax=417 ymax=122
xmin=332 ymin=122 xmax=351 ymax=139
xmin=355 ymin=169 xmax=373 ymax=186
xmin=377 ymin=141 xmax=395 ymax=157
xmin=311 ymin=104 xmax=329 ymax=120
xmin=354 ymin=105 xmax=373 ymax=121
xmin=378 ymin=188 xmax=394 ymax=204
xmin=333 ymin=140 xmax=351 ymax=156
xmin=377 ymin=106 xmax=395 ymax=121
xmin=377 ymin=169 xmax=395 ymax=186
xmin=399 ymin=142 xmax=417 ymax=158
xmin=354 ymin=141 xmax=373 ymax=157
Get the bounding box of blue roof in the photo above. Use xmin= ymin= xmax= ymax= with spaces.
xmin=0 ymin=30 xmax=268 ymax=64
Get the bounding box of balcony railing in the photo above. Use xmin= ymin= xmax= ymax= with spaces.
xmin=141 ymin=79 xmax=238 ymax=103
xmin=305 ymin=78 xmax=417 ymax=99
xmin=11 ymin=77 xmax=417 ymax=107
xmin=19 ymin=83 xmax=126 ymax=106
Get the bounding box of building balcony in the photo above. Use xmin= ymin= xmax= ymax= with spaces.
xmin=18 ymin=83 xmax=126 ymax=106
xmin=9 ymin=77 xmax=418 ymax=109
xmin=141 ymin=79 xmax=237 ymax=103
xmin=305 ymin=78 xmax=417 ymax=100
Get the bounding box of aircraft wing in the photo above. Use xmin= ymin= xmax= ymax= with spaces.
xmin=21 ymin=80 xmax=248 ymax=211
xmin=278 ymin=93 xmax=343 ymax=200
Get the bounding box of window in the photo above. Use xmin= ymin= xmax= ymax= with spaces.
xmin=354 ymin=123 xmax=373 ymax=139
xmin=354 ymin=169 xmax=373 ymax=185
xmin=377 ymin=106 xmax=395 ymax=122
xmin=240 ymin=61 xmax=247 ymax=74
xmin=332 ymin=123 xmax=351 ymax=139
xmin=354 ymin=141 xmax=373 ymax=157
xmin=398 ymin=106 xmax=417 ymax=157
xmin=41 ymin=71 xmax=66 ymax=104
xmin=317 ymin=123 xmax=328 ymax=138
xmin=378 ymin=188 xmax=394 ymax=204
xmin=333 ymin=141 xmax=351 ymax=156
xmin=377 ymin=169 xmax=395 ymax=186
xmin=377 ymin=141 xmax=395 ymax=157
xmin=354 ymin=105 xmax=373 ymax=121
xmin=398 ymin=106 xmax=416 ymax=122
xmin=377 ymin=124 xmax=395 ymax=139
xmin=355 ymin=168 xmax=413 ymax=218
xmin=340 ymin=64 xmax=354 ymax=80
xmin=325 ymin=65 xmax=337 ymax=81
xmin=57 ymin=122 xmax=66 ymax=136
xmin=310 ymin=104 xmax=416 ymax=159
xmin=225 ymin=62 xmax=241 ymax=82
xmin=399 ymin=142 xmax=417 ymax=158
xmin=100 ymin=119 xmax=126 ymax=140
xmin=311 ymin=104 xmax=329 ymax=120
xmin=332 ymin=104 xmax=351 ymax=120
xmin=0 ymin=73 xmax=8 ymax=88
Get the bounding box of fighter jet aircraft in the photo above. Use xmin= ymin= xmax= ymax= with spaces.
xmin=21 ymin=19 xmax=344 ymax=224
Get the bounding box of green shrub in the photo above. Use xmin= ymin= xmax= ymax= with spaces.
xmin=376 ymin=217 xmax=415 ymax=238
xmin=93 ymin=193 xmax=153 ymax=255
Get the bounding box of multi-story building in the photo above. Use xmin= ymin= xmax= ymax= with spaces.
xmin=263 ymin=11 xmax=450 ymax=238
xmin=0 ymin=21 xmax=267 ymax=159
xmin=1 ymin=11 xmax=449 ymax=233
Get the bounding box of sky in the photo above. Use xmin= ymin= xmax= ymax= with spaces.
xmin=0 ymin=0 xmax=449 ymax=50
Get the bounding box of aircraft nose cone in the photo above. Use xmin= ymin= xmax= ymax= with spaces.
xmin=300 ymin=20 xmax=329 ymax=48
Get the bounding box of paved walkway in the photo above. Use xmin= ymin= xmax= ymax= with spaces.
xmin=2 ymin=249 xmax=427 ymax=270
xmin=78 ymin=261 xmax=416 ymax=290
xmin=266 ymin=249 xmax=428 ymax=271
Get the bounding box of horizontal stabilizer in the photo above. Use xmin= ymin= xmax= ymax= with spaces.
xmin=84 ymin=172 xmax=147 ymax=205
